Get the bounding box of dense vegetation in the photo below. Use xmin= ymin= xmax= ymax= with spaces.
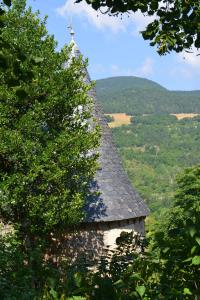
xmin=0 ymin=1 xmax=200 ymax=299
xmin=96 ymin=77 xmax=200 ymax=115
xmin=111 ymin=115 xmax=200 ymax=212
xmin=0 ymin=0 xmax=98 ymax=298
xmin=3 ymin=165 xmax=197 ymax=300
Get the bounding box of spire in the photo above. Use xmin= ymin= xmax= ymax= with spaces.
xmin=64 ymin=29 xmax=149 ymax=222
xmin=67 ymin=24 xmax=81 ymax=60
xmin=67 ymin=24 xmax=75 ymax=42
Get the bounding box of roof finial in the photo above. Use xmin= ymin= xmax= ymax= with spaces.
xmin=67 ymin=23 xmax=75 ymax=41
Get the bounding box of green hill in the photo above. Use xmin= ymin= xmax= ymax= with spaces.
xmin=96 ymin=76 xmax=200 ymax=115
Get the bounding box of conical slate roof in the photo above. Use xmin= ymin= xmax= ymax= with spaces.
xmin=68 ymin=37 xmax=149 ymax=223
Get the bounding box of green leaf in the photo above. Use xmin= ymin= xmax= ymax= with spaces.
xmin=183 ymin=257 xmax=192 ymax=263
xmin=183 ymin=288 xmax=192 ymax=295
xmin=74 ymin=273 xmax=82 ymax=288
xmin=162 ymin=247 xmax=170 ymax=253
xmin=192 ymin=256 xmax=200 ymax=265
xmin=50 ymin=288 xmax=59 ymax=300
xmin=130 ymin=273 xmax=141 ymax=280
xmin=3 ymin=0 xmax=12 ymax=7
xmin=195 ymin=237 xmax=200 ymax=246
xmin=67 ymin=297 xmax=86 ymax=300
xmin=114 ymin=279 xmax=125 ymax=288
xmin=136 ymin=285 xmax=146 ymax=298
xmin=191 ymin=245 xmax=197 ymax=255
xmin=189 ymin=227 xmax=196 ymax=238
xmin=32 ymin=56 xmax=44 ymax=63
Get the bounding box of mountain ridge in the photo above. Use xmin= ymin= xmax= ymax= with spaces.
xmin=96 ymin=76 xmax=200 ymax=115
xmin=96 ymin=76 xmax=200 ymax=92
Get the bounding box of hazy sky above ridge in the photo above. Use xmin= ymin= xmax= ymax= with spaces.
xmin=27 ymin=0 xmax=200 ymax=91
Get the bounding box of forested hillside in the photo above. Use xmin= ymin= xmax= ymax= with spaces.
xmin=96 ymin=77 xmax=200 ymax=213
xmin=96 ymin=76 xmax=200 ymax=115
xmin=112 ymin=116 xmax=200 ymax=212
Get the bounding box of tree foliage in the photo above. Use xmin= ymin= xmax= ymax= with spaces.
xmin=39 ymin=166 xmax=200 ymax=300
xmin=149 ymin=165 xmax=200 ymax=298
xmin=78 ymin=0 xmax=200 ymax=54
xmin=0 ymin=0 xmax=99 ymax=296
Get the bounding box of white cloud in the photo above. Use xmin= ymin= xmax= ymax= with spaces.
xmin=110 ymin=64 xmax=135 ymax=76
xmin=130 ymin=12 xmax=155 ymax=36
xmin=109 ymin=58 xmax=154 ymax=77
xmin=179 ymin=49 xmax=200 ymax=69
xmin=56 ymin=0 xmax=126 ymax=33
xmin=170 ymin=48 xmax=200 ymax=80
xmin=169 ymin=66 xmax=193 ymax=80
xmin=56 ymin=0 xmax=155 ymax=35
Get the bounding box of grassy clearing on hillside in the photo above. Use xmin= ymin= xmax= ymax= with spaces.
xmin=105 ymin=113 xmax=132 ymax=127
xmin=171 ymin=113 xmax=199 ymax=120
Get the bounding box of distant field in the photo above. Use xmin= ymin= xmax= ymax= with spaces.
xmin=171 ymin=113 xmax=199 ymax=120
xmin=105 ymin=113 xmax=200 ymax=128
xmin=105 ymin=113 xmax=132 ymax=128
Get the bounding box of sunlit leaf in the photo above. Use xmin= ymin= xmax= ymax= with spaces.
xmin=74 ymin=273 xmax=82 ymax=288
xmin=136 ymin=285 xmax=146 ymax=298
xmin=192 ymin=256 xmax=200 ymax=265
xmin=195 ymin=237 xmax=200 ymax=246
xmin=114 ymin=279 xmax=124 ymax=288
xmin=32 ymin=56 xmax=44 ymax=63
xmin=183 ymin=288 xmax=192 ymax=295
xmin=163 ymin=247 xmax=170 ymax=253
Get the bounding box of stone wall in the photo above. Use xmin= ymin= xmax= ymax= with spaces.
xmin=49 ymin=216 xmax=145 ymax=266
xmin=103 ymin=217 xmax=145 ymax=251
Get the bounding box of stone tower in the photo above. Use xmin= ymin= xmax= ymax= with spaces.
xmin=58 ymin=30 xmax=149 ymax=262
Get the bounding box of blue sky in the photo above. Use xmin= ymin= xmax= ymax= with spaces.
xmin=27 ymin=0 xmax=200 ymax=91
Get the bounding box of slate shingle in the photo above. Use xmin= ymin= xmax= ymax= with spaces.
xmin=84 ymin=83 xmax=150 ymax=222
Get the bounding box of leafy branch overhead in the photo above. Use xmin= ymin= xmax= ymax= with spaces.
xmin=76 ymin=0 xmax=200 ymax=55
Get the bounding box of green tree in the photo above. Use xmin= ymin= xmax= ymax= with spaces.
xmin=78 ymin=0 xmax=200 ymax=55
xmin=150 ymin=165 xmax=200 ymax=299
xmin=0 ymin=0 xmax=99 ymax=296
xmin=0 ymin=0 xmax=12 ymax=71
